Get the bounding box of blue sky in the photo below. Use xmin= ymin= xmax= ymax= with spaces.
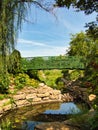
xmin=16 ymin=5 xmax=96 ymax=57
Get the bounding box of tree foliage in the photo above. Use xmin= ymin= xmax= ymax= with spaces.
xmin=0 ymin=0 xmax=53 ymax=74
xmin=0 ymin=0 xmax=32 ymax=91
xmin=67 ymin=31 xmax=98 ymax=94
xmin=37 ymin=69 xmax=63 ymax=89
xmin=8 ymin=49 xmax=21 ymax=74
xmin=85 ymin=22 xmax=98 ymax=40
xmin=55 ymin=0 xmax=98 ymax=14
xmin=0 ymin=0 xmax=31 ymax=58
xmin=55 ymin=0 xmax=98 ymax=39
xmin=67 ymin=32 xmax=94 ymax=58
xmin=0 ymin=0 xmax=50 ymax=91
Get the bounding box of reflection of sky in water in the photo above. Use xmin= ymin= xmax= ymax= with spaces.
xmin=44 ymin=102 xmax=80 ymax=114
xmin=22 ymin=121 xmax=41 ymax=130
xmin=22 ymin=102 xmax=80 ymax=130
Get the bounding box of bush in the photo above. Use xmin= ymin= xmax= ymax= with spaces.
xmin=26 ymin=70 xmax=39 ymax=79
xmin=89 ymin=110 xmax=98 ymax=130
xmin=27 ymin=78 xmax=39 ymax=88
xmin=0 ymin=74 xmax=9 ymax=93
xmin=14 ymin=73 xmax=39 ymax=89
xmin=70 ymin=112 xmax=90 ymax=129
xmin=0 ymin=119 xmax=13 ymax=130
xmin=8 ymin=49 xmax=21 ymax=74
xmin=37 ymin=70 xmax=63 ymax=89
xmin=69 ymin=70 xmax=84 ymax=80
xmin=0 ymin=94 xmax=5 ymax=100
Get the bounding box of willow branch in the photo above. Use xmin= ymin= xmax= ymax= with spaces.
xmin=19 ymin=0 xmax=53 ymax=12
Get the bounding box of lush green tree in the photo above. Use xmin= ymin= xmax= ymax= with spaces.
xmin=67 ymin=31 xmax=98 ymax=90
xmin=67 ymin=32 xmax=94 ymax=58
xmin=85 ymin=22 xmax=98 ymax=41
xmin=8 ymin=49 xmax=21 ymax=74
xmin=0 ymin=0 xmax=30 ymax=60
xmin=55 ymin=0 xmax=98 ymax=39
xmin=0 ymin=0 xmax=48 ymax=91
xmin=55 ymin=0 xmax=98 ymax=13
xmin=0 ymin=0 xmax=32 ymax=91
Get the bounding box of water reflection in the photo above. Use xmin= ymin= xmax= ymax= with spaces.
xmin=22 ymin=102 xmax=80 ymax=130
xmin=1 ymin=102 xmax=80 ymax=130
xmin=44 ymin=102 xmax=80 ymax=114
xmin=22 ymin=121 xmax=41 ymax=130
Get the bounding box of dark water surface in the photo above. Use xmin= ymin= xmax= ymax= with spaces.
xmin=1 ymin=102 xmax=81 ymax=130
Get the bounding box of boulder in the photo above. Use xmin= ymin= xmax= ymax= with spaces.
xmin=26 ymin=93 xmax=37 ymax=100
xmin=13 ymin=94 xmax=26 ymax=101
xmin=35 ymin=122 xmax=80 ymax=130
xmin=88 ymin=94 xmax=96 ymax=101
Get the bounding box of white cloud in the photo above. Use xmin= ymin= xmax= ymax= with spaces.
xmin=58 ymin=14 xmax=83 ymax=33
xmin=17 ymin=38 xmax=69 ymax=57
xmin=22 ymin=30 xmax=66 ymax=40
xmin=17 ymin=39 xmax=47 ymax=47
xmin=18 ymin=45 xmax=69 ymax=57
xmin=17 ymin=38 xmax=69 ymax=48
xmin=55 ymin=8 xmax=85 ymax=33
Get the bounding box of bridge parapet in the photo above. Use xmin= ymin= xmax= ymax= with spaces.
xmin=21 ymin=56 xmax=85 ymax=70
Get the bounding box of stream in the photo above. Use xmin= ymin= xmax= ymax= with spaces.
xmin=1 ymin=102 xmax=85 ymax=130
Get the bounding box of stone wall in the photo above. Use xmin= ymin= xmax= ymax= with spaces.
xmin=0 ymin=83 xmax=73 ymax=118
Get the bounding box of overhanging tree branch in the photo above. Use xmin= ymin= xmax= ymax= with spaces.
xmin=18 ymin=0 xmax=53 ymax=12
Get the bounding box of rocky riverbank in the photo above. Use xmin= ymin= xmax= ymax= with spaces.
xmin=0 ymin=83 xmax=73 ymax=118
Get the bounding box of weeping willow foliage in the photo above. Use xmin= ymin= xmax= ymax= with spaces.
xmin=0 ymin=0 xmax=31 ymax=58
xmin=0 ymin=0 xmax=52 ymax=92
xmin=0 ymin=0 xmax=32 ymax=91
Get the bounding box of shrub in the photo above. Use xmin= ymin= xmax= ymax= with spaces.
xmin=0 ymin=94 xmax=5 ymax=100
xmin=0 ymin=119 xmax=13 ymax=130
xmin=27 ymin=78 xmax=39 ymax=88
xmin=0 ymin=74 xmax=9 ymax=93
xmin=70 ymin=112 xmax=90 ymax=129
xmin=69 ymin=70 xmax=84 ymax=80
xmin=14 ymin=73 xmax=29 ymax=89
xmin=8 ymin=49 xmax=21 ymax=74
xmin=89 ymin=110 xmax=98 ymax=130
xmin=14 ymin=73 xmax=39 ymax=89
xmin=37 ymin=70 xmax=63 ymax=89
